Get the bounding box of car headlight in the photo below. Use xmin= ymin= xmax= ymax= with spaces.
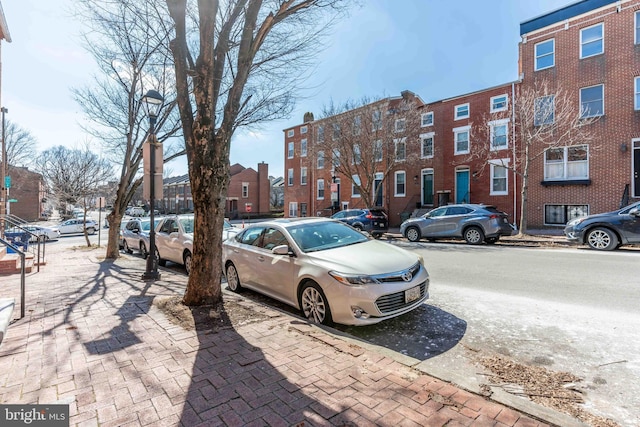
xmin=567 ymin=217 xmax=586 ymax=227
xmin=329 ymin=271 xmax=379 ymax=286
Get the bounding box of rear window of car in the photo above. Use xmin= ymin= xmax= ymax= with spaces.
xmin=368 ymin=209 xmax=387 ymax=218
xmin=484 ymin=207 xmax=505 ymax=214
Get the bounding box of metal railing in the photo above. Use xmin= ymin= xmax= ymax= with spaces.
xmin=0 ymin=237 xmax=26 ymax=319
xmin=0 ymin=214 xmax=46 ymax=272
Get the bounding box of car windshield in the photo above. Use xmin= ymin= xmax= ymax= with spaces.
xmin=179 ymin=217 xmax=194 ymax=234
xmin=224 ymin=220 xmax=233 ymax=229
xmin=140 ymin=220 xmax=151 ymax=231
xmin=288 ymin=221 xmax=368 ymax=253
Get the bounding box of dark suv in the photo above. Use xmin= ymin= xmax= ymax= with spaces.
xmin=564 ymin=201 xmax=640 ymax=250
xmin=330 ymin=208 xmax=388 ymax=238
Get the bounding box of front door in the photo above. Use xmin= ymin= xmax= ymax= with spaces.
xmin=422 ymin=170 xmax=434 ymax=205
xmin=634 ymin=140 xmax=640 ymax=198
xmin=373 ymin=173 xmax=383 ymax=207
xmin=456 ymin=169 xmax=470 ymax=204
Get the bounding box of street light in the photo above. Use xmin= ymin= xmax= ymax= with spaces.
xmin=141 ymin=89 xmax=163 ymax=281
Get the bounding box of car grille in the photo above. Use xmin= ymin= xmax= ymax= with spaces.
xmin=375 ymin=262 xmax=421 ymax=283
xmin=375 ymin=281 xmax=428 ymax=314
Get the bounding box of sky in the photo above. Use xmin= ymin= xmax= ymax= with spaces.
xmin=1 ymin=0 xmax=570 ymax=179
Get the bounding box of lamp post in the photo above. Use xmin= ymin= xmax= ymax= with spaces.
xmin=141 ymin=90 xmax=163 ymax=281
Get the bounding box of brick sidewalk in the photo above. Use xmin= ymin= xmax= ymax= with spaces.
xmin=0 ymin=245 xmax=558 ymax=426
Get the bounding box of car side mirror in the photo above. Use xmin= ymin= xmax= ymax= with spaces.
xmin=272 ymin=244 xmax=293 ymax=256
xmin=629 ymin=207 xmax=640 ymax=217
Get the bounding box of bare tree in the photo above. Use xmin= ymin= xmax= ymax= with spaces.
xmin=4 ymin=120 xmax=38 ymax=169
xmin=39 ymin=146 xmax=114 ymax=246
xmin=166 ymin=0 xmax=349 ymax=306
xmin=73 ymin=0 xmax=182 ymax=258
xmin=313 ymin=93 xmax=425 ymax=209
xmin=465 ymin=80 xmax=599 ymax=236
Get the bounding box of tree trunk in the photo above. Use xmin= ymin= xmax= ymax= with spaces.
xmin=517 ymin=146 xmax=530 ymax=237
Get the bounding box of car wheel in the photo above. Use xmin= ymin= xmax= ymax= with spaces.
xmin=87 ymin=227 xmax=96 ymax=235
xmin=183 ymin=251 xmax=192 ymax=275
xmin=485 ymin=237 xmax=499 ymax=244
xmin=405 ymin=226 xmax=421 ymax=242
xmin=123 ymin=240 xmax=133 ymax=254
xmin=464 ymin=226 xmax=485 ymax=245
xmin=372 ymin=232 xmax=382 ymax=239
xmin=586 ymin=227 xmax=618 ymax=251
xmin=140 ymin=242 xmax=148 ymax=259
xmin=299 ymin=281 xmax=333 ymax=326
xmin=155 ymin=248 xmax=166 ymax=267
xmin=354 ymin=224 xmax=363 ymax=231
xmin=225 ymin=263 xmax=243 ymax=293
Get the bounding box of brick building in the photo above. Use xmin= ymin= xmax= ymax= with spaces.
xmin=5 ymin=166 xmax=47 ymax=221
xmin=284 ymin=0 xmax=640 ymax=230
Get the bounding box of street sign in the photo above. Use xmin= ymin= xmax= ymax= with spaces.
xmin=4 ymin=176 xmax=9 ymax=189
xmin=8 ymin=199 xmax=17 ymax=202
xmin=245 ymin=203 xmax=252 ymax=213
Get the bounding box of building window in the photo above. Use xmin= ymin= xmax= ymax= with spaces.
xmin=395 ymin=118 xmax=406 ymax=133
xmin=545 ymin=205 xmax=588 ymax=225
xmin=332 ymin=149 xmax=340 ymax=168
xmin=636 ymin=11 xmax=640 ymax=44
xmin=454 ymin=126 xmax=470 ymax=155
xmin=635 ymin=77 xmax=640 ymax=110
xmin=300 ymin=167 xmax=307 ymax=185
xmin=353 ymin=144 xmax=362 ymax=164
xmin=317 ymin=125 xmax=324 ymax=142
xmin=287 ymin=168 xmax=294 ymax=186
xmin=580 ymin=84 xmax=604 ymax=118
xmin=332 ymin=123 xmax=340 ymax=140
xmin=421 ymin=112 xmax=434 ymax=127
xmin=352 ymin=175 xmax=361 ymax=197
xmin=544 ymin=145 xmax=589 ymax=180
xmin=317 ymin=151 xmax=325 ymax=169
xmin=242 ymin=182 xmax=249 ymax=198
xmin=394 ymin=171 xmax=406 ymax=197
xmin=289 ymin=202 xmax=298 ymax=217
xmin=317 ymin=179 xmax=325 ymax=199
xmin=395 ymin=138 xmax=406 ymax=161
xmin=420 ymin=132 xmax=434 ymax=158
xmin=490 ymin=94 xmax=508 ymax=112
xmin=300 ymin=203 xmax=308 ymax=217
xmin=374 ymin=140 xmax=383 ymax=162
xmin=580 ymin=23 xmax=603 ymax=59
xmin=301 ymin=139 xmax=307 ymax=157
xmin=353 ymin=116 xmax=361 ymax=135
xmin=534 ymin=95 xmax=555 ymax=125
xmin=489 ymin=119 xmax=509 ymax=151
xmin=489 ymin=160 xmax=509 ymax=195
xmin=372 ymin=110 xmax=382 ymax=131
xmin=287 ymin=142 xmax=294 ymax=159
xmin=287 ymin=129 xmax=294 ymax=137
xmin=455 ymin=103 xmax=469 ymax=120
xmin=301 ymin=125 xmax=307 ymax=134
xmin=534 ymin=39 xmax=555 ymax=71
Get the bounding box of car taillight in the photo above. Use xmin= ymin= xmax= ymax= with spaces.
xmin=489 ymin=214 xmax=499 ymax=219
xmin=366 ymin=214 xmax=373 ymax=219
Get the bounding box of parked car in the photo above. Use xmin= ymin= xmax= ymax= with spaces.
xmin=58 ymin=218 xmax=99 ymax=235
xmin=6 ymin=225 xmax=61 ymax=242
xmin=121 ymin=217 xmax=164 ymax=258
xmin=330 ymin=208 xmax=388 ymax=238
xmin=563 ymin=201 xmax=640 ymax=251
xmin=125 ymin=206 xmax=145 ymax=217
xmin=223 ymin=218 xmax=241 ymax=241
xmin=400 ymin=204 xmax=513 ymax=244
xmin=222 ymin=217 xmax=429 ymax=326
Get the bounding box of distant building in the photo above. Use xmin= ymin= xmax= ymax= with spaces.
xmin=5 ymin=166 xmax=47 ymax=221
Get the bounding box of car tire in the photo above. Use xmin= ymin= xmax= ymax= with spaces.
xmin=372 ymin=232 xmax=382 ymax=239
xmin=405 ymin=226 xmax=421 ymax=242
xmin=464 ymin=226 xmax=485 ymax=245
xmin=155 ymin=248 xmax=166 ymax=266
xmin=140 ymin=242 xmax=148 ymax=259
xmin=87 ymin=227 xmax=96 ymax=235
xmin=183 ymin=251 xmax=192 ymax=276
xmin=586 ymin=227 xmax=618 ymax=251
xmin=225 ymin=263 xmax=243 ymax=293
xmin=353 ymin=224 xmax=363 ymax=231
xmin=485 ymin=237 xmax=499 ymax=244
xmin=299 ymin=281 xmax=333 ymax=326
xmin=123 ymin=240 xmax=133 ymax=254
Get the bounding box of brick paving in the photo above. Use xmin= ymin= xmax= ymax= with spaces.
xmin=0 ymin=243 xmax=554 ymax=426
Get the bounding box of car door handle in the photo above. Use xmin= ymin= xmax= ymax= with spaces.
xmin=257 ymin=256 xmax=265 ymax=262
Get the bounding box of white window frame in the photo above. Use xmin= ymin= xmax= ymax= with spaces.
xmin=317 ymin=125 xmax=324 ymax=142
xmin=394 ymin=138 xmax=407 ymax=162
xmin=317 ymin=150 xmax=325 ymax=169
xmin=394 ymin=171 xmax=406 ymax=197
xmin=287 ymin=129 xmax=294 ymax=137
xmin=420 ymin=132 xmax=434 ymax=159
xmin=544 ymin=145 xmax=589 ymax=181
xmin=580 ymin=23 xmax=604 ymax=59
xmin=353 ymin=116 xmax=361 ymax=136
xmin=289 ymin=202 xmax=298 ymax=217
xmin=242 ymin=182 xmax=249 ymax=198
xmin=395 ymin=118 xmax=406 ymax=133
xmin=373 ymin=140 xmax=383 ymax=162
xmin=534 ymin=39 xmax=555 ymax=71
xmin=351 ymin=175 xmax=361 ymax=197
xmin=454 ymin=103 xmax=470 ymax=120
xmin=453 ymin=125 xmax=471 ymax=155
xmin=332 ymin=123 xmax=340 ymax=140
xmin=490 ymin=94 xmax=508 ymax=113
xmin=635 ymin=77 xmax=640 ymax=110
xmin=287 ymin=141 xmax=294 ymax=159
xmin=489 ymin=159 xmax=509 ymax=196
xmin=421 ymin=112 xmax=434 ymax=127
xmin=287 ymin=168 xmax=294 ymax=186
xmin=317 ymin=179 xmax=325 ymax=200
xmin=352 ymin=144 xmax=362 ymax=165
xmin=534 ymin=95 xmax=555 ymax=126
xmin=300 ymin=139 xmax=307 ymax=157
xmin=372 ymin=110 xmax=382 ymax=131
xmin=300 ymin=167 xmax=307 ymax=186
xmin=489 ymin=119 xmax=509 ymax=151
xmin=301 ymin=125 xmax=308 ymax=134
xmin=580 ymin=84 xmax=604 ymax=118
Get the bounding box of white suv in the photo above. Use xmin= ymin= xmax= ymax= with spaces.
xmin=59 ymin=219 xmax=98 ymax=235
xmin=125 ymin=206 xmax=146 ymax=217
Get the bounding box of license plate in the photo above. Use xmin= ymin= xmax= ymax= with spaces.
xmin=405 ymin=286 xmax=421 ymax=303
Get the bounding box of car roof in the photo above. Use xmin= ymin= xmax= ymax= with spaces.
xmin=246 ymin=217 xmax=339 ymax=229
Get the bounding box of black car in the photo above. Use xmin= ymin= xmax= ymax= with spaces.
xmin=330 ymin=208 xmax=388 ymax=238
xmin=563 ymin=201 xmax=640 ymax=250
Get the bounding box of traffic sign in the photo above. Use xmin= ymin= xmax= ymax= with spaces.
xmin=8 ymin=199 xmax=17 ymax=202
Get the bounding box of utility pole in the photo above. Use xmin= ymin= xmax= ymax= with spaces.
xmin=1 ymin=107 xmax=7 ymax=221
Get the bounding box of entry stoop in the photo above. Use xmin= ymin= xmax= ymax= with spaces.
xmin=0 ymin=298 xmax=15 ymax=347
xmin=0 ymin=247 xmax=34 ymax=274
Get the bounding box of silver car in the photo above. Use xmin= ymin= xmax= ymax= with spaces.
xmin=121 ymin=217 xmax=164 ymax=258
xmin=222 ymin=218 xmax=430 ymax=326
xmin=400 ymin=204 xmax=513 ymax=244
xmin=58 ymin=218 xmax=99 ymax=235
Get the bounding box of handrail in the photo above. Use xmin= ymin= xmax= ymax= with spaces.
xmin=0 ymin=237 xmax=26 ymax=319
xmin=0 ymin=215 xmax=45 ymax=272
